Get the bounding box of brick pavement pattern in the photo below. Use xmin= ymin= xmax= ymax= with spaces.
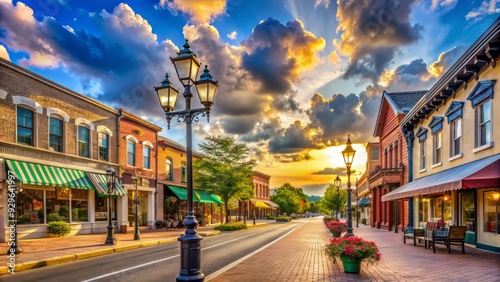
xmin=209 ymin=218 xmax=500 ymax=282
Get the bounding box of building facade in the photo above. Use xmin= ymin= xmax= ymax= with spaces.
xmin=357 ymin=142 xmax=380 ymax=225
xmin=370 ymin=90 xmax=426 ymax=230
xmin=0 ymin=58 xmax=124 ymax=241
xmin=384 ymin=19 xmax=500 ymax=252
xmin=117 ymin=109 xmax=162 ymax=231
xmin=250 ymin=171 xmax=277 ymax=219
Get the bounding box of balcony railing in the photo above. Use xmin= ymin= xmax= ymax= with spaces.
xmin=368 ymin=165 xmax=403 ymax=183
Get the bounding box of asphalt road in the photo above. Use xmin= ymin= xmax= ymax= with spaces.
xmin=4 ymin=221 xmax=305 ymax=282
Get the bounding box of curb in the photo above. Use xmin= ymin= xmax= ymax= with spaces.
xmin=0 ymin=230 xmax=223 ymax=275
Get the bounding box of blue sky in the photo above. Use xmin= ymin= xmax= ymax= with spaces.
xmin=0 ymin=0 xmax=499 ymax=194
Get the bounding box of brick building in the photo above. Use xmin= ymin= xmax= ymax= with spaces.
xmin=356 ymin=142 xmax=380 ymax=225
xmin=250 ymin=171 xmax=278 ymax=219
xmin=0 ymin=58 xmax=124 ymax=241
xmin=117 ymin=109 xmax=162 ymax=231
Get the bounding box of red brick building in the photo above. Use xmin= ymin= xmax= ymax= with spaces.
xmin=117 ymin=109 xmax=161 ymax=231
xmin=370 ymin=90 xmax=426 ymax=230
xmin=250 ymin=171 xmax=278 ymax=219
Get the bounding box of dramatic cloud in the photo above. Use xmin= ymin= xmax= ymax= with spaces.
xmin=0 ymin=44 xmax=10 ymax=61
xmin=274 ymin=151 xmax=313 ymax=163
xmin=159 ymin=0 xmax=227 ymax=24
xmin=466 ymin=0 xmax=500 ymax=21
xmin=430 ymin=0 xmax=458 ymax=11
xmin=312 ymin=167 xmax=346 ymax=175
xmin=227 ymin=31 xmax=237 ymax=40
xmin=241 ymin=17 xmax=325 ymax=94
xmin=268 ymin=120 xmax=322 ymax=153
xmin=428 ymin=45 xmax=468 ymax=78
xmin=335 ymin=0 xmax=422 ymax=81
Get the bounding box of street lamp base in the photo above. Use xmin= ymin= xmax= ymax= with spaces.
xmin=134 ymin=231 xmax=141 ymax=240
xmin=7 ymin=244 xmax=23 ymax=255
xmin=176 ymin=233 xmax=204 ymax=282
xmin=105 ymin=225 xmax=117 ymax=245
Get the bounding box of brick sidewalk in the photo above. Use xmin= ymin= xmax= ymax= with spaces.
xmin=208 ymin=218 xmax=500 ymax=282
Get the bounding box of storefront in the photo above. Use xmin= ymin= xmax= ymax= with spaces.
xmin=2 ymin=159 xmax=126 ymax=240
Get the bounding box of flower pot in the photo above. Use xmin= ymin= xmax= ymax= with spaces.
xmin=330 ymin=230 xmax=341 ymax=237
xmin=340 ymin=254 xmax=362 ymax=273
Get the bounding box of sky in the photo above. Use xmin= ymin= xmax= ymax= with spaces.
xmin=0 ymin=0 xmax=499 ymax=196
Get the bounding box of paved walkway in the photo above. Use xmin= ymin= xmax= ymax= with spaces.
xmin=209 ymin=218 xmax=500 ymax=282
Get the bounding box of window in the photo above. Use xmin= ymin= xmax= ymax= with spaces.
xmin=143 ymin=146 xmax=151 ymax=169
xmin=477 ymin=100 xmax=491 ymax=147
xmin=370 ymin=148 xmax=379 ymax=161
xmin=451 ymin=118 xmax=462 ymax=157
xmin=433 ymin=131 xmax=442 ymax=164
xmin=17 ymin=106 xmax=34 ymax=145
xmin=127 ymin=140 xmax=136 ymax=166
xmin=181 ymin=161 xmax=187 ymax=183
xmin=78 ymin=126 xmax=90 ymax=157
xmin=416 ymin=127 xmax=427 ymax=170
xmin=49 ymin=117 xmax=63 ymax=152
xmin=484 ymin=190 xmax=499 ymax=234
xmin=98 ymin=132 xmax=109 ymax=161
xmin=420 ymin=140 xmax=426 ymax=170
xmin=166 ymin=158 xmax=173 ymax=180
xmin=394 ymin=141 xmax=398 ymax=167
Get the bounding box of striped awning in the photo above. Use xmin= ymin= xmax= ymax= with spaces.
xmin=262 ymin=200 xmax=279 ymax=209
xmin=6 ymin=160 xmax=93 ymax=189
xmin=253 ymin=200 xmax=271 ymax=209
xmin=87 ymin=173 xmax=127 ymax=196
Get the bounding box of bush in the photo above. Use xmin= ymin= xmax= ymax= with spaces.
xmin=59 ymin=206 xmax=69 ymax=217
xmin=266 ymin=214 xmax=276 ymax=220
xmin=214 ymin=222 xmax=247 ymax=231
xmin=18 ymin=214 xmax=31 ymax=224
xmin=47 ymin=212 xmax=65 ymax=223
xmin=47 ymin=221 xmax=72 ymax=237
xmin=276 ymin=216 xmax=291 ymax=222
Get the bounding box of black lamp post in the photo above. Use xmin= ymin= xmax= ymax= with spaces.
xmin=355 ymin=178 xmax=359 ymax=228
xmin=342 ymin=135 xmax=356 ymax=237
xmin=105 ymin=166 xmax=117 ymax=245
xmin=334 ymin=175 xmax=341 ymax=221
xmin=131 ymin=171 xmax=141 ymax=240
xmin=155 ymin=39 xmax=218 ymax=282
xmin=6 ymin=177 xmax=23 ymax=254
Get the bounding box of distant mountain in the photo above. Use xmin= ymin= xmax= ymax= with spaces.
xmin=307 ymin=195 xmax=322 ymax=202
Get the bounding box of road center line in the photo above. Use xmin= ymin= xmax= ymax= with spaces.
xmin=80 ymin=224 xmax=297 ymax=282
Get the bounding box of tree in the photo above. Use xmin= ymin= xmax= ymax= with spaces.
xmin=271 ymin=183 xmax=304 ymax=214
xmin=320 ymin=184 xmax=347 ymax=218
xmin=194 ymin=136 xmax=256 ymax=223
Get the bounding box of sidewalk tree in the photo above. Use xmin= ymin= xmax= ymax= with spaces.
xmin=194 ymin=136 xmax=256 ymax=224
xmin=320 ymin=184 xmax=347 ymax=216
xmin=271 ymin=183 xmax=304 ymax=214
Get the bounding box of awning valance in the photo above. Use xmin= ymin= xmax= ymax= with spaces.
xmin=210 ymin=194 xmax=224 ymax=205
xmin=358 ymin=197 xmax=371 ymax=206
xmin=87 ymin=172 xmax=127 ymax=196
xmin=382 ymin=154 xmax=500 ymax=202
xmin=252 ymin=199 xmax=274 ymax=209
xmin=166 ymin=186 xmax=223 ymax=204
xmin=6 ymin=160 xmax=93 ymax=189
xmin=262 ymin=200 xmax=279 ymax=210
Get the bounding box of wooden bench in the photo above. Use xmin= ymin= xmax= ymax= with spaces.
xmin=403 ymin=227 xmax=425 ymax=246
xmin=423 ymin=222 xmax=440 ymax=249
xmin=429 ymin=226 xmax=466 ymax=254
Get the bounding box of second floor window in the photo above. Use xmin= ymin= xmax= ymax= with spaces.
xmin=143 ymin=146 xmax=151 ymax=169
xmin=166 ymin=158 xmax=173 ymax=180
xmin=127 ymin=140 xmax=136 ymax=166
xmin=420 ymin=140 xmax=426 ymax=170
xmin=451 ymin=118 xmax=462 ymax=157
xmin=370 ymin=148 xmax=379 ymax=161
xmin=78 ymin=126 xmax=90 ymax=157
xmin=433 ymin=131 xmax=442 ymax=165
xmin=49 ymin=117 xmax=63 ymax=152
xmin=477 ymin=100 xmax=491 ymax=147
xmin=98 ymin=132 xmax=109 ymax=161
xmin=17 ymin=106 xmax=34 ymax=146
xmin=181 ymin=162 xmax=187 ymax=183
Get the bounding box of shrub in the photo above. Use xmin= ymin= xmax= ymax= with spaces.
xmin=266 ymin=214 xmax=276 ymax=220
xmin=18 ymin=214 xmax=31 ymax=224
xmin=276 ymin=216 xmax=291 ymax=222
xmin=47 ymin=212 xmax=65 ymax=223
xmin=59 ymin=206 xmax=69 ymax=217
xmin=214 ymin=222 xmax=247 ymax=231
xmin=47 ymin=221 xmax=72 ymax=237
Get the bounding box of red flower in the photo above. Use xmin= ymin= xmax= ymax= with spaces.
xmin=325 ymin=235 xmax=381 ymax=266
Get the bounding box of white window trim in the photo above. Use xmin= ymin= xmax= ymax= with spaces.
xmin=48 ymin=115 xmax=66 ymax=153
xmin=126 ymin=137 xmax=137 ymax=167
xmin=475 ymin=100 xmax=492 ymax=149
xmin=77 ymin=125 xmax=92 ymax=158
xmin=0 ymin=88 xmax=8 ymax=99
xmin=450 ymin=118 xmax=462 ymax=158
xmin=473 ymin=142 xmax=494 ymax=153
xmin=98 ymin=131 xmax=110 ymax=162
xmin=142 ymin=140 xmax=154 ymax=148
xmin=75 ymin=117 xmax=95 ymax=131
xmin=97 ymin=125 xmax=113 ymax=137
xmin=431 ymin=162 xmax=442 ymax=169
xmin=143 ymin=146 xmax=151 ymax=170
xmin=420 ymin=140 xmax=426 ymax=171
xmin=13 ymin=96 xmax=43 ymax=113
xmin=449 ymin=153 xmax=463 ymax=162
xmin=16 ymin=105 xmax=37 ymax=147
xmin=125 ymin=135 xmax=139 ymax=143
xmin=46 ymin=108 xmax=70 ymax=122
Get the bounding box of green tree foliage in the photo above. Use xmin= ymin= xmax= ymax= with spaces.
xmin=194 ymin=136 xmax=256 ymax=223
xmin=320 ymin=184 xmax=347 ymax=217
xmin=271 ymin=183 xmax=305 ymax=214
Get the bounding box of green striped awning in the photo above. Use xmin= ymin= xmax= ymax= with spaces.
xmin=87 ymin=173 xmax=127 ymax=196
xmin=6 ymin=160 xmax=93 ymax=189
xmin=166 ymin=186 xmax=223 ymax=204
xmin=168 ymin=185 xmax=200 ymax=201
xmin=210 ymin=194 xmax=224 ymax=205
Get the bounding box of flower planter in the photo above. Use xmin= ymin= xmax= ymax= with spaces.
xmin=340 ymin=254 xmax=362 ymax=273
xmin=330 ymin=230 xmax=341 ymax=237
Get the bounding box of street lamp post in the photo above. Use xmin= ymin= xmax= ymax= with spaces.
xmin=155 ymin=39 xmax=218 ymax=282
xmin=334 ymin=175 xmax=341 ymax=221
xmin=356 ymin=178 xmax=359 ymax=228
xmin=6 ymin=176 xmax=23 ymax=254
xmin=131 ymin=171 xmax=141 ymax=240
xmin=341 ymin=135 xmax=356 ymax=237
xmin=105 ymin=166 xmax=117 ymax=245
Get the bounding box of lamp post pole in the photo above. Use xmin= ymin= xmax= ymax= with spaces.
xmin=6 ymin=174 xmax=23 ymax=254
xmin=131 ymin=171 xmax=141 ymax=240
xmin=105 ymin=167 xmax=117 ymax=245
xmin=155 ymin=40 xmax=218 ymax=282
xmin=342 ymin=135 xmax=356 ymax=237
xmin=356 ymin=178 xmax=359 ymax=228
xmin=334 ymin=175 xmax=341 ymax=221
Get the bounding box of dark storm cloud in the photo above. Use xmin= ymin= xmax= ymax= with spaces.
xmin=274 ymin=151 xmax=313 ymax=163
xmin=312 ymin=167 xmax=357 ymax=175
xmin=268 ymin=121 xmax=321 ymax=154
xmin=336 ymin=0 xmax=422 ymax=81
xmin=394 ymin=58 xmax=428 ymax=76
xmin=240 ymin=116 xmax=283 ymax=143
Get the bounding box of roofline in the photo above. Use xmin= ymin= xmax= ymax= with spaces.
xmin=373 ymin=91 xmax=402 ymax=137
xmin=254 ymin=170 xmax=271 ymax=180
xmin=119 ymin=109 xmax=163 ymax=132
xmin=158 ymin=136 xmax=203 ymax=157
xmin=401 ymin=17 xmax=500 ymax=128
xmin=0 ymin=58 xmax=119 ymax=115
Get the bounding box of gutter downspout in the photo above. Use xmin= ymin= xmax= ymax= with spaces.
xmin=403 ymin=128 xmax=415 ymax=229
xmin=117 ymin=110 xmax=125 ymax=233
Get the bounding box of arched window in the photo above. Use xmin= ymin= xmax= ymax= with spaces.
xmin=143 ymin=145 xmax=151 ymax=169
xmin=166 ymin=158 xmax=173 ymax=180
xmin=17 ymin=106 xmax=34 ymax=146
xmin=98 ymin=132 xmax=109 ymax=161
xmin=127 ymin=138 xmax=136 ymax=166
xmin=181 ymin=161 xmax=187 ymax=183
xmin=78 ymin=126 xmax=90 ymax=157
xmin=49 ymin=116 xmax=64 ymax=152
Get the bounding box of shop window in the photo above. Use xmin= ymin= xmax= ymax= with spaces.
xmin=98 ymin=132 xmax=109 ymax=161
xmin=78 ymin=126 xmax=90 ymax=158
xmin=46 ymin=189 xmax=70 ymax=222
xmin=71 ymin=189 xmax=88 ymax=222
xmin=17 ymin=106 xmax=34 ymax=146
xmin=166 ymin=158 xmax=173 ymax=180
xmin=49 ymin=117 xmax=63 ymax=152
xmin=16 ymin=189 xmax=44 ymax=224
xmin=181 ymin=161 xmax=187 ymax=183
xmin=460 ymin=193 xmax=475 ymax=232
xmin=418 ymin=198 xmax=430 ymax=228
xmin=95 ymin=192 xmax=117 ymax=221
xmin=484 ymin=191 xmax=500 ymax=234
